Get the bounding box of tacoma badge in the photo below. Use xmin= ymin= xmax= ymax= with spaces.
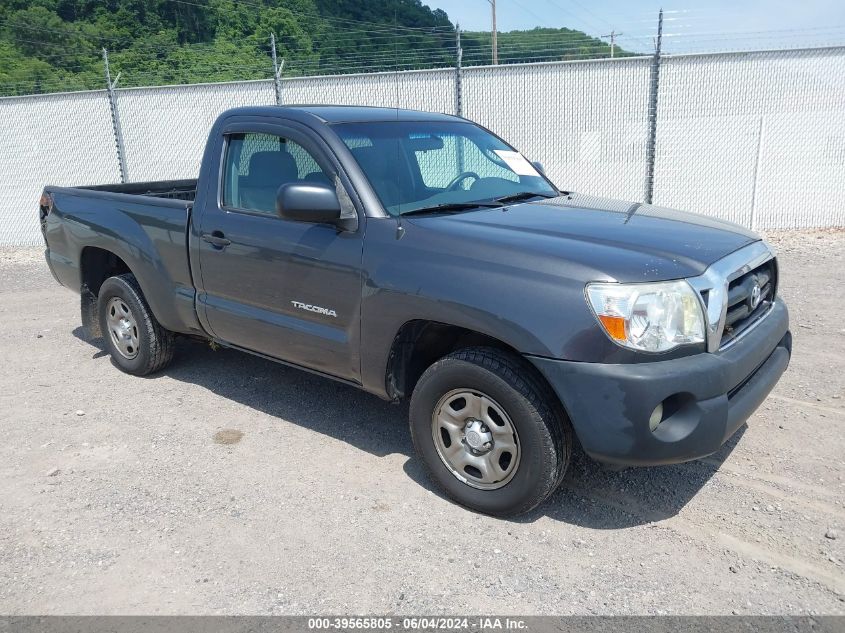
xmin=291 ymin=300 xmax=338 ymax=317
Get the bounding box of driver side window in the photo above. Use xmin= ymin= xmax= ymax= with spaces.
xmin=222 ymin=133 xmax=332 ymax=214
xmin=414 ymin=134 xmax=519 ymax=189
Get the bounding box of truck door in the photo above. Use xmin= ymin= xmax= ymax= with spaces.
xmin=194 ymin=122 xmax=363 ymax=383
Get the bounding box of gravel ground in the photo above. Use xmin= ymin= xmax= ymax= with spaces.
xmin=0 ymin=229 xmax=843 ymax=615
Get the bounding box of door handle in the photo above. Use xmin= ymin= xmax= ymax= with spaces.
xmin=202 ymin=232 xmax=231 ymax=248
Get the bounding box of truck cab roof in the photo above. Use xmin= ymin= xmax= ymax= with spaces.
xmin=221 ymin=104 xmax=461 ymax=124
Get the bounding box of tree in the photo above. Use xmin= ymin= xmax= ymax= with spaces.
xmin=0 ymin=0 xmax=629 ymax=96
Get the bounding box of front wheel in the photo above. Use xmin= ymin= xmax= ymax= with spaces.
xmin=97 ymin=273 xmax=175 ymax=376
xmin=409 ymin=347 xmax=571 ymax=517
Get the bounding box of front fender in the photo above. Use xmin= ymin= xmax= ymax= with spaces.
xmin=358 ymin=218 xmax=605 ymax=396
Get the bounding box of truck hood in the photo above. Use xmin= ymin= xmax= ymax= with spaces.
xmin=404 ymin=192 xmax=759 ymax=282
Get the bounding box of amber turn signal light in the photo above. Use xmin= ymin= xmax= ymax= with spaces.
xmin=598 ymin=314 xmax=626 ymax=341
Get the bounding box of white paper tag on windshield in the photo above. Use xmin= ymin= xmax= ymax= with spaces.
xmin=493 ymin=150 xmax=540 ymax=177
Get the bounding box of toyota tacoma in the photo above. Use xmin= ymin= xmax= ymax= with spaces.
xmin=39 ymin=105 xmax=791 ymax=517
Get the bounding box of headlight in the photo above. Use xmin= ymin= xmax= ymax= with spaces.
xmin=586 ymin=280 xmax=705 ymax=352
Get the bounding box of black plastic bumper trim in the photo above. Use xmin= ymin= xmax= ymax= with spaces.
xmin=527 ymin=299 xmax=791 ymax=466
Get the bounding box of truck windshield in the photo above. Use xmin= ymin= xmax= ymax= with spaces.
xmin=332 ymin=120 xmax=557 ymax=216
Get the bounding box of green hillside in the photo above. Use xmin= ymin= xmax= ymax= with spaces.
xmin=0 ymin=0 xmax=627 ymax=97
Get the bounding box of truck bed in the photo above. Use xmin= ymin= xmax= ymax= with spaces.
xmin=42 ymin=178 xmax=201 ymax=337
xmin=81 ymin=178 xmax=198 ymax=202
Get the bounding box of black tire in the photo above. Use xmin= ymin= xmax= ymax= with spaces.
xmin=409 ymin=347 xmax=572 ymax=517
xmin=97 ymin=273 xmax=175 ymax=376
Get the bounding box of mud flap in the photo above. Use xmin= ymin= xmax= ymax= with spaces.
xmin=80 ymin=284 xmax=102 ymax=340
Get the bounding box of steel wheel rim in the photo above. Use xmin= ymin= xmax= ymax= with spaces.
xmin=106 ymin=297 xmax=139 ymax=360
xmin=431 ymin=388 xmax=521 ymax=490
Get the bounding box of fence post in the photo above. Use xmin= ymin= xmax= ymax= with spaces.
xmin=102 ymin=48 xmax=128 ymax=183
xmin=749 ymin=115 xmax=765 ymax=231
xmin=270 ymin=33 xmax=284 ymax=105
xmin=455 ymin=25 xmax=463 ymax=117
xmin=644 ymin=9 xmax=663 ymax=204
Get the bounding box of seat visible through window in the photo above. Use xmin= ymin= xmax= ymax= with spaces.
xmin=239 ymin=151 xmax=299 ymax=212
xmin=223 ymin=133 xmax=336 ymax=215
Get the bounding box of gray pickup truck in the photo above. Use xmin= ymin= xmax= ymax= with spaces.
xmin=40 ymin=105 xmax=791 ymax=516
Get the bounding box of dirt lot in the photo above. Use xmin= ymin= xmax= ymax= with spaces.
xmin=0 ymin=230 xmax=843 ymax=615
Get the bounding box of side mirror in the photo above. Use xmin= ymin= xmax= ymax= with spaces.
xmin=532 ymin=161 xmax=546 ymax=175
xmin=276 ymin=182 xmax=342 ymax=224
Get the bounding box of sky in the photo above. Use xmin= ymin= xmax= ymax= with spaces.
xmin=429 ymin=0 xmax=845 ymax=55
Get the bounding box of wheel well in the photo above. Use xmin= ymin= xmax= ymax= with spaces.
xmin=80 ymin=247 xmax=130 ymax=296
xmin=385 ymin=320 xmax=526 ymax=401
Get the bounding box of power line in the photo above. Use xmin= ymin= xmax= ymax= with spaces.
xmin=543 ymin=0 xmax=605 ymax=35
xmin=0 ymin=19 xmax=126 ymax=43
xmin=5 ymin=25 xmax=840 ymax=73
xmin=1 ymin=22 xmax=458 ymax=58
xmin=5 ymin=29 xmax=626 ymax=63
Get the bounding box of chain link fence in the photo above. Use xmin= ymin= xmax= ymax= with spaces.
xmin=463 ymin=57 xmax=653 ymax=202
xmin=1 ymin=46 xmax=844 ymax=245
xmin=653 ymin=47 xmax=845 ymax=229
xmin=0 ymin=90 xmax=120 ymax=245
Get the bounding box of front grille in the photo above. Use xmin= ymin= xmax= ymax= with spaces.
xmin=720 ymin=259 xmax=777 ymax=348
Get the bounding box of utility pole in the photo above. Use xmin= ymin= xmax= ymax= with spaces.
xmin=486 ymin=0 xmax=498 ymax=65
xmin=270 ymin=33 xmax=284 ymax=106
xmin=102 ymin=48 xmax=128 ymax=184
xmin=602 ymin=30 xmax=622 ymax=58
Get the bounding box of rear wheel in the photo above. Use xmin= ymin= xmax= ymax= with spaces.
xmin=97 ymin=273 xmax=174 ymax=376
xmin=409 ymin=347 xmax=571 ymax=517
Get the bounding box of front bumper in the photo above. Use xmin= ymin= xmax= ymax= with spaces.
xmin=528 ymin=298 xmax=791 ymax=466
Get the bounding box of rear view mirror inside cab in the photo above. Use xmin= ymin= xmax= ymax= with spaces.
xmin=408 ymin=135 xmax=444 ymax=152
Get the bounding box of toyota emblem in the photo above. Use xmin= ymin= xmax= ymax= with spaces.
xmin=749 ymin=281 xmax=762 ymax=309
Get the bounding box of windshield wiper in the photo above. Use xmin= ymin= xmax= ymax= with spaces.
xmin=494 ymin=191 xmax=557 ymax=204
xmin=399 ymin=201 xmax=503 ymax=217
xmin=399 ymin=192 xmax=556 ymax=217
